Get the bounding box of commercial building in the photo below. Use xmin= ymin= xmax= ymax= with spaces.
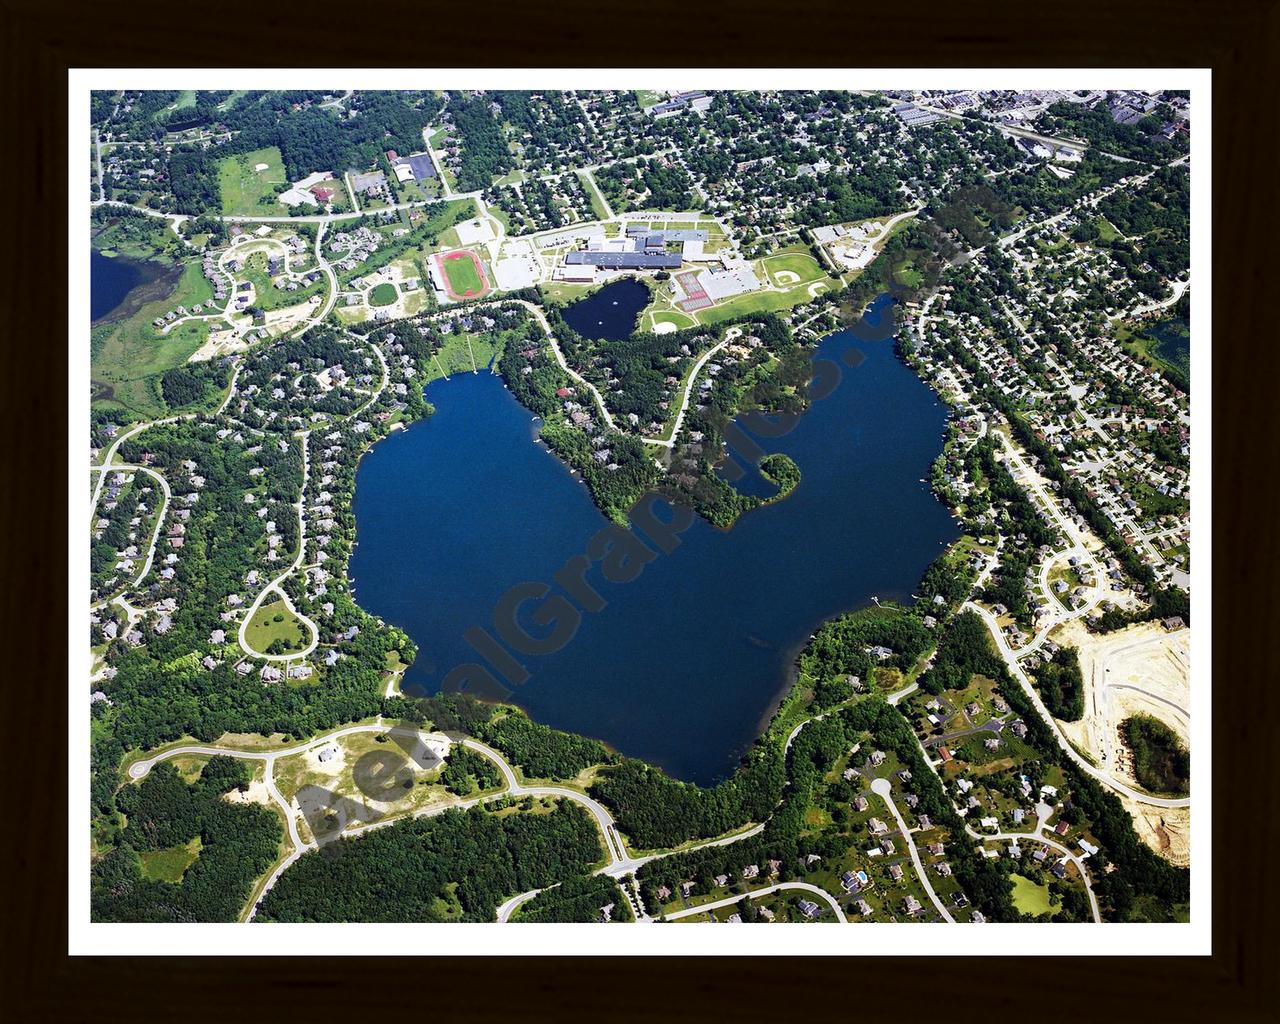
xmin=564 ymin=251 xmax=682 ymax=269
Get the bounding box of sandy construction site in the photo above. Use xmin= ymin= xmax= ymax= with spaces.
xmin=1054 ymin=619 xmax=1191 ymax=862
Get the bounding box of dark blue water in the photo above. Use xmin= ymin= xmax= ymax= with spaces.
xmin=351 ymin=304 xmax=958 ymax=783
xmin=92 ymin=248 xmax=146 ymax=322
xmin=560 ymin=279 xmax=650 ymax=340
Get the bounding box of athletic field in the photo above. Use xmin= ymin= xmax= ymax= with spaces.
xmin=435 ymin=250 xmax=489 ymax=300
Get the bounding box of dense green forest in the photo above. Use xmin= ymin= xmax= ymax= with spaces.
xmin=477 ymin=710 xmax=611 ymax=781
xmin=1035 ymin=646 xmax=1085 ymax=721
xmin=254 ymin=802 xmax=600 ymax=921
xmin=917 ymin=610 xmax=1006 ymax=695
xmin=440 ymin=747 xmax=503 ymax=796
xmin=450 ymin=93 xmax=514 ymax=192
xmin=1038 ymin=100 xmax=1188 ymax=163
xmin=513 ymin=874 xmax=633 ymax=923
xmin=1123 ymin=714 xmax=1190 ymax=795
xmin=91 ymin=757 xmax=281 ymax=922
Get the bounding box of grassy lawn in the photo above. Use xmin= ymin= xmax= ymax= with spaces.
xmin=425 ymin=331 xmax=505 ymax=382
xmin=244 ymin=599 xmax=306 ymax=654
xmin=578 ymin=170 xmax=611 ymax=220
xmin=139 ymin=837 xmax=201 ymax=882
xmin=697 ymin=279 xmax=833 ymax=325
xmin=310 ymin=177 xmax=352 ymax=212
xmin=892 ymin=258 xmax=925 ymax=289
xmin=635 ymin=90 xmax=666 ymax=111
xmin=648 ymin=309 xmax=698 ymax=332
xmin=217 ymin=146 xmax=288 ymax=216
xmin=1010 ymin=874 xmax=1058 ymax=917
xmin=539 ymin=281 xmax=599 ymax=305
xmin=442 ymin=251 xmax=485 ymax=296
xmin=368 ymin=282 xmax=399 ymax=307
xmin=235 ymin=250 xmax=325 ymax=312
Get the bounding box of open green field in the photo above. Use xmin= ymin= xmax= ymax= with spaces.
xmin=635 ymin=90 xmax=666 ymax=110
xmin=139 ymin=837 xmax=201 ymax=882
xmin=91 ymin=260 xmax=215 ymax=421
xmin=1011 ymin=874 xmax=1057 ymax=917
xmin=368 ymin=282 xmax=399 ymax=307
xmin=218 ymin=90 xmax=249 ymax=111
xmin=217 ymin=146 xmax=288 ymax=216
xmin=441 ymin=251 xmax=486 ymax=297
xmin=244 ymin=599 xmax=306 ymax=655
xmin=539 ymin=280 xmax=599 ymax=305
xmin=425 ymin=331 xmax=504 ymax=382
xmin=892 ymin=258 xmax=925 ymax=289
xmin=697 ymin=279 xmax=834 ymax=325
xmin=155 ymin=91 xmax=197 ymax=120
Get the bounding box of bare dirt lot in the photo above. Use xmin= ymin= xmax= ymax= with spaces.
xmin=1056 ymin=620 xmax=1190 ymax=783
xmin=1055 ymin=619 xmax=1190 ymax=863
xmin=1121 ymin=797 xmax=1191 ymax=867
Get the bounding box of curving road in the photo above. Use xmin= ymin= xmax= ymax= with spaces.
xmin=511 ymin=299 xmax=619 ymax=432
xmin=662 ymin=881 xmax=847 ymax=923
xmin=643 ymin=327 xmax=740 ymax=449
xmin=237 ymin=431 xmax=320 ymax=661
xmin=869 ymin=777 xmax=955 ymax=923
xmin=967 ymin=824 xmax=1101 ymax=923
xmin=966 ymin=602 xmax=1189 ymax=809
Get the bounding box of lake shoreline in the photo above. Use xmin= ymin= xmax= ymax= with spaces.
xmin=349 ymin=304 xmax=957 ymax=785
xmin=91 ymin=246 xmax=184 ymax=326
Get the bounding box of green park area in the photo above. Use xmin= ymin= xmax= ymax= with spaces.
xmin=368 ymin=282 xmax=399 ymax=307
xmin=539 ymin=280 xmax=599 ymax=305
xmin=91 ymin=260 xmax=216 ymax=421
xmin=425 ymin=331 xmax=504 ymax=382
xmin=1010 ymin=874 xmax=1057 ymax=917
xmin=244 ymin=599 xmax=307 ymax=655
xmin=217 ymin=146 xmax=288 ymax=216
xmin=892 ymin=258 xmax=925 ymax=289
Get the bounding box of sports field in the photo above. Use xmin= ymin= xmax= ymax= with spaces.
xmin=435 ymin=250 xmax=489 ymax=300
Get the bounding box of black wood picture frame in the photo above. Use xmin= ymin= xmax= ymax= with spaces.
xmin=3 ymin=1 xmax=1275 ymax=1019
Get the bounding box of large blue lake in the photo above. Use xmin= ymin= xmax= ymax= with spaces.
xmin=351 ymin=299 xmax=958 ymax=783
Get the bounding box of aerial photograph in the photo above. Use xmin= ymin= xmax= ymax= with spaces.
xmin=82 ymin=80 xmax=1197 ymax=937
